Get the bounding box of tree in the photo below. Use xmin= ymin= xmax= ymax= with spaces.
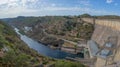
xmin=74 ymin=44 xmax=78 ymax=53
xmin=54 ymin=60 xmax=85 ymax=67
xmin=79 ymin=13 xmax=91 ymax=18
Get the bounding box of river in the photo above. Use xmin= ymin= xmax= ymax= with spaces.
xmin=14 ymin=28 xmax=84 ymax=59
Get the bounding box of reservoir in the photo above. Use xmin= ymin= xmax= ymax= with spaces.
xmin=14 ymin=28 xmax=84 ymax=59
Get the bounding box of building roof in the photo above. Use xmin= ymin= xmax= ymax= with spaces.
xmin=98 ymin=49 xmax=112 ymax=58
xmin=97 ymin=42 xmax=113 ymax=58
xmin=105 ymin=42 xmax=113 ymax=48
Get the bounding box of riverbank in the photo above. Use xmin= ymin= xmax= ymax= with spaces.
xmin=15 ymin=28 xmax=84 ymax=59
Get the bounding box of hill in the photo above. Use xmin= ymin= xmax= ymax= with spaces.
xmin=0 ymin=20 xmax=85 ymax=67
xmin=3 ymin=16 xmax=94 ymax=48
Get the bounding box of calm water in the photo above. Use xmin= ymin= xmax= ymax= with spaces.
xmin=14 ymin=28 xmax=84 ymax=59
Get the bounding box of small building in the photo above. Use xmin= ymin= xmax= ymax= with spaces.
xmin=24 ymin=26 xmax=32 ymax=33
xmin=97 ymin=42 xmax=113 ymax=59
xmin=105 ymin=42 xmax=113 ymax=48
xmin=98 ymin=49 xmax=112 ymax=59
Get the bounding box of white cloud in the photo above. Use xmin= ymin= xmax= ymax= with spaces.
xmin=0 ymin=0 xmax=39 ymax=8
xmin=78 ymin=0 xmax=91 ymax=6
xmin=106 ymin=0 xmax=113 ymax=4
xmin=0 ymin=6 xmax=116 ymax=18
xmin=0 ymin=0 xmax=117 ymax=18
xmin=51 ymin=3 xmax=56 ymax=7
xmin=0 ymin=0 xmax=8 ymax=5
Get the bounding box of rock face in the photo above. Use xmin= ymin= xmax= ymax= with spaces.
xmin=3 ymin=16 xmax=94 ymax=48
xmin=25 ymin=17 xmax=94 ymax=47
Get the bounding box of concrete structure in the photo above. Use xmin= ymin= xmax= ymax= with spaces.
xmin=105 ymin=42 xmax=113 ymax=48
xmin=98 ymin=49 xmax=112 ymax=58
xmin=87 ymin=40 xmax=99 ymax=58
xmin=81 ymin=18 xmax=120 ymax=67
xmin=86 ymin=36 xmax=118 ymax=67
xmin=24 ymin=26 xmax=32 ymax=33
xmin=95 ymin=36 xmax=118 ymax=67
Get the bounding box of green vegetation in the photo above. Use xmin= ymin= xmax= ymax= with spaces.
xmin=95 ymin=15 xmax=120 ymax=19
xmin=64 ymin=21 xmax=76 ymax=31
xmin=77 ymin=23 xmax=94 ymax=39
xmin=0 ymin=20 xmax=51 ymax=66
xmin=0 ymin=20 xmax=41 ymax=66
xmin=2 ymin=50 xmax=31 ymax=67
xmin=2 ymin=15 xmax=94 ymax=47
xmin=74 ymin=44 xmax=78 ymax=53
xmin=2 ymin=14 xmax=120 ymax=66
xmin=78 ymin=13 xmax=92 ymax=18
xmin=54 ymin=60 xmax=85 ymax=67
xmin=19 ymin=29 xmax=25 ymax=35
xmin=0 ymin=20 xmax=85 ymax=67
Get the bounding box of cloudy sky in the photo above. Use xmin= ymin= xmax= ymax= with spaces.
xmin=0 ymin=0 xmax=119 ymax=18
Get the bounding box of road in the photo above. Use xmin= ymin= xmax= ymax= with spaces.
xmin=42 ymin=29 xmax=87 ymax=48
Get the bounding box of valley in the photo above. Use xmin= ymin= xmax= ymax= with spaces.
xmin=0 ymin=20 xmax=85 ymax=67
xmin=2 ymin=14 xmax=120 ymax=67
xmin=0 ymin=0 xmax=120 ymax=67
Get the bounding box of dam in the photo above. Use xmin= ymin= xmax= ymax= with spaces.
xmin=81 ymin=18 xmax=120 ymax=67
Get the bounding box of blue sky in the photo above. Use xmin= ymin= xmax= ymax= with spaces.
xmin=0 ymin=0 xmax=120 ymax=18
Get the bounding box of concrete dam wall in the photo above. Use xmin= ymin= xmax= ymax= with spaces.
xmin=82 ymin=18 xmax=120 ymax=64
xmin=82 ymin=18 xmax=120 ymax=47
xmin=82 ymin=18 xmax=120 ymax=31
